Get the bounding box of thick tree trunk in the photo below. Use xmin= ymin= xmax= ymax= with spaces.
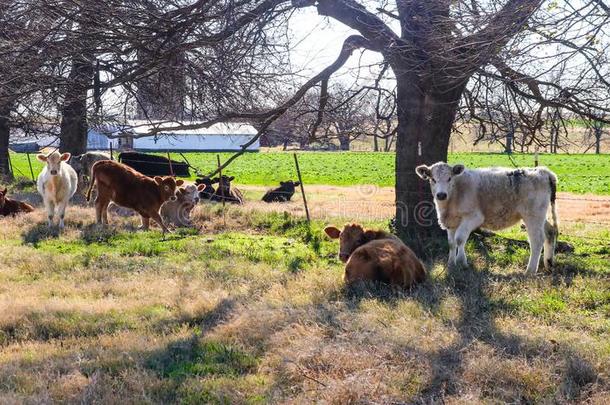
xmin=0 ymin=104 xmax=13 ymax=181
xmin=595 ymin=127 xmax=601 ymax=154
xmin=59 ymin=57 xmax=94 ymax=155
xmin=394 ymin=77 xmax=466 ymax=257
xmin=338 ymin=135 xmax=350 ymax=151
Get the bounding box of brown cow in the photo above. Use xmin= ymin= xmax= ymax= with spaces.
xmin=0 ymin=187 xmax=34 ymax=217
xmin=86 ymin=160 xmax=184 ymax=233
xmin=323 ymin=223 xmax=401 ymax=263
xmin=324 ymin=223 xmax=425 ymax=288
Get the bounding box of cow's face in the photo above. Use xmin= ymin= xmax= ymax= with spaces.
xmin=217 ymin=175 xmax=234 ymax=194
xmin=154 ymin=177 xmax=184 ymax=201
xmin=416 ymin=162 xmax=465 ymax=202
xmin=37 ymin=151 xmax=70 ymax=176
xmin=325 ymin=223 xmax=377 ymax=263
xmin=179 ymin=184 xmax=203 ymax=206
xmin=0 ymin=187 xmax=6 ymax=209
xmin=280 ymin=181 xmax=300 ymax=192
xmin=195 ymin=177 xmax=219 ymax=198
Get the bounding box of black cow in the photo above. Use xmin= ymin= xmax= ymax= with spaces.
xmin=195 ymin=176 xmax=219 ymax=200
xmin=118 ymin=152 xmax=190 ymax=177
xmin=212 ymin=175 xmax=243 ymax=204
xmin=262 ymin=181 xmax=300 ymax=203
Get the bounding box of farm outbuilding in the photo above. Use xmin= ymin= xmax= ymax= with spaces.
xmin=122 ymin=122 xmax=260 ymax=152
xmin=8 ymin=122 xmax=258 ymax=153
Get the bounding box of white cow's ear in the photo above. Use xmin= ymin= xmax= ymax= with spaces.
xmin=452 ymin=164 xmax=465 ymax=176
xmin=60 ymin=152 xmax=71 ymax=162
xmin=37 ymin=154 xmax=47 ymax=162
xmin=324 ymin=226 xmax=341 ymax=239
xmin=415 ymin=165 xmax=431 ymax=180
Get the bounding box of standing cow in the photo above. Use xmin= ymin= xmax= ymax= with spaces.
xmin=69 ymin=152 xmax=111 ymax=192
xmin=415 ymin=162 xmax=559 ymax=274
xmin=37 ymin=151 xmax=78 ymax=229
xmin=86 ymin=160 xmax=183 ymax=233
xmin=262 ymin=180 xmax=300 ymax=203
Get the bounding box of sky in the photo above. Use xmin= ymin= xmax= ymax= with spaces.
xmin=285 ymin=7 xmax=386 ymax=84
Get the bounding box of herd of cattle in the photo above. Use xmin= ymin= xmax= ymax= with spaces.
xmin=0 ymin=150 xmax=560 ymax=289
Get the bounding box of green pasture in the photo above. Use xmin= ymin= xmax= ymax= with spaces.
xmin=8 ymin=151 xmax=610 ymax=194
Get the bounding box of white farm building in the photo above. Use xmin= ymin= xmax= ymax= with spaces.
xmin=122 ymin=122 xmax=260 ymax=152
xmin=8 ymin=122 xmax=259 ymax=153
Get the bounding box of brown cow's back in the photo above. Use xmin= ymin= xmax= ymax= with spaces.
xmin=344 ymin=239 xmax=425 ymax=288
xmin=90 ymin=160 xmax=163 ymax=214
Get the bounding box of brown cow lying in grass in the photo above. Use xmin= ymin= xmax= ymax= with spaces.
xmin=0 ymin=187 xmax=34 ymax=217
xmin=324 ymin=223 xmax=426 ymax=288
xmin=86 ymin=160 xmax=183 ymax=233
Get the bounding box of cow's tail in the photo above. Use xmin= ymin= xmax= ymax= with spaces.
xmin=86 ymin=165 xmax=97 ymax=202
xmin=544 ymin=168 xmax=559 ymax=240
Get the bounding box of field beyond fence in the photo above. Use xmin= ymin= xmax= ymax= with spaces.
xmin=9 ymin=151 xmax=610 ymax=195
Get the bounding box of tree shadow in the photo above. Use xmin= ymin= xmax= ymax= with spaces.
xmin=411 ymin=246 xmax=601 ymax=403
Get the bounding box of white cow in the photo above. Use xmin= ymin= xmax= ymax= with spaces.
xmin=415 ymin=162 xmax=559 ymax=274
xmin=37 ymin=151 xmax=78 ymax=229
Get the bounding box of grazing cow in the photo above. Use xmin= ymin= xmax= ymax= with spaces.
xmin=118 ymin=151 xmax=190 ymax=177
xmin=415 ymin=162 xmax=559 ymax=274
xmin=69 ymin=152 xmax=111 ymax=192
xmin=324 ymin=223 xmax=425 ymax=288
xmin=86 ymin=160 xmax=184 ymax=233
xmin=195 ymin=177 xmax=219 ymax=200
xmin=0 ymin=187 xmax=34 ymax=217
xmin=261 ymin=180 xmax=300 ymax=203
xmin=36 ymin=151 xmax=78 ymax=229
xmin=212 ymin=175 xmax=243 ymax=204
xmin=161 ymin=184 xmax=205 ymax=227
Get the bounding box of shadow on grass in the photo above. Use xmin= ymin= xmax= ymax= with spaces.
xmin=22 ymin=222 xmax=60 ymax=246
xmin=408 ymin=235 xmax=602 ymax=403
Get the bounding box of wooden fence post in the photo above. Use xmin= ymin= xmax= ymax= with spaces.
xmin=217 ymin=154 xmax=226 ymax=226
xmin=26 ymin=152 xmax=35 ymax=182
xmin=166 ymin=151 xmax=174 ymax=176
xmin=293 ymin=153 xmax=310 ymax=223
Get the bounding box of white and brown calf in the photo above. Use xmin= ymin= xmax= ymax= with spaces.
xmin=37 ymin=151 xmax=78 ymax=229
xmin=416 ymin=162 xmax=559 ymax=274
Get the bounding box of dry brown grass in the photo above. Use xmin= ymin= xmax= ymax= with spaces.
xmin=0 ymin=198 xmax=607 ymax=403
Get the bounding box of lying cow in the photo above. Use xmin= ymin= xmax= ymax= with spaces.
xmin=37 ymin=151 xmax=78 ymax=229
xmin=86 ymin=160 xmax=183 ymax=233
xmin=415 ymin=162 xmax=559 ymax=274
xmin=262 ymin=180 xmax=300 ymax=203
xmin=161 ymin=184 xmax=204 ymax=227
xmin=0 ymin=187 xmax=34 ymax=217
xmin=69 ymin=152 xmax=111 ymax=194
xmin=195 ymin=177 xmax=219 ymax=200
xmin=324 ymin=223 xmax=425 ymax=288
xmin=212 ymin=175 xmax=243 ymax=204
